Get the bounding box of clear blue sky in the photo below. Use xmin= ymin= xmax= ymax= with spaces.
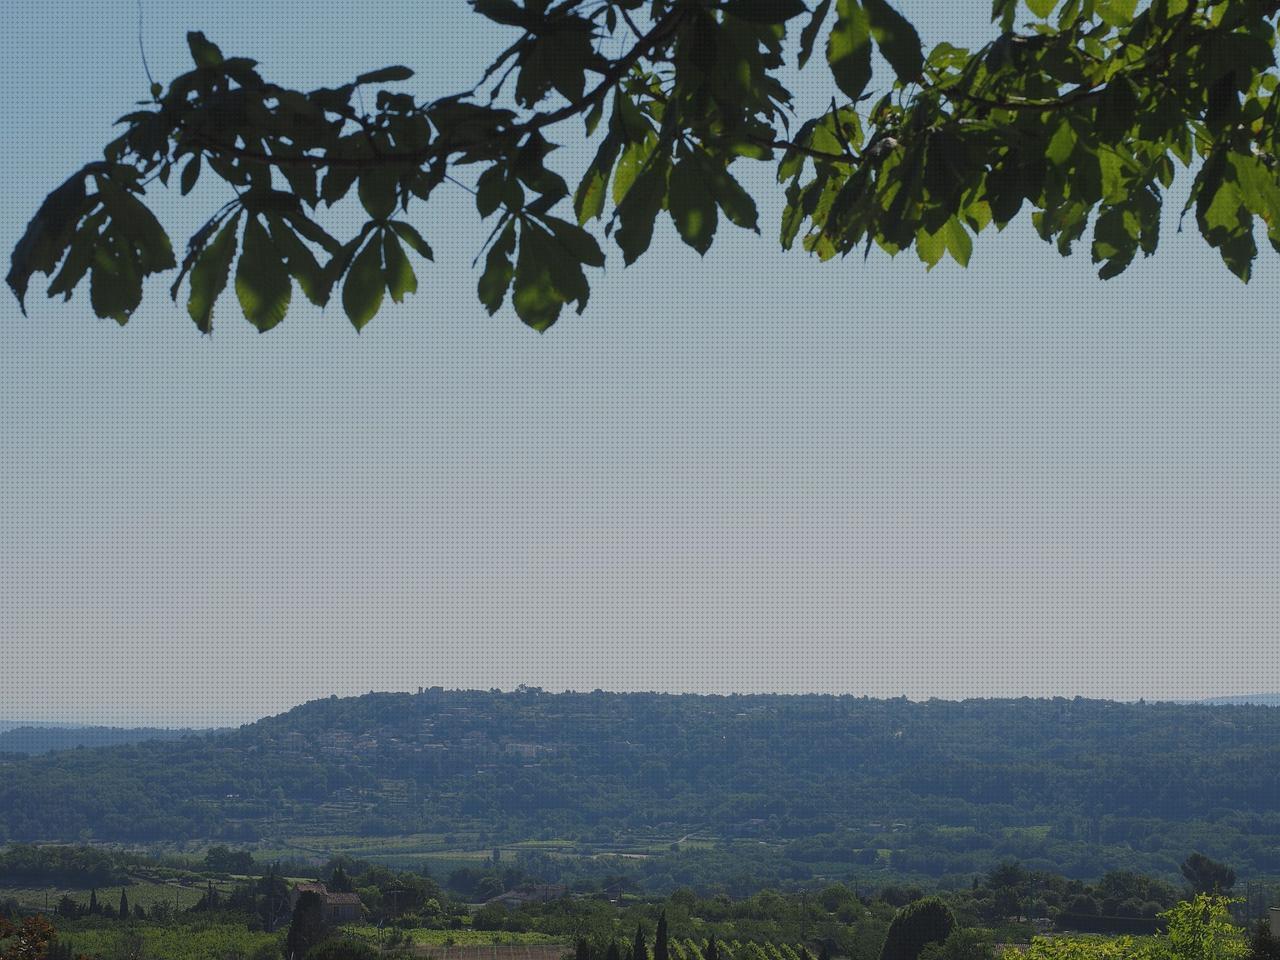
xmin=1 ymin=1 xmax=1276 ymax=726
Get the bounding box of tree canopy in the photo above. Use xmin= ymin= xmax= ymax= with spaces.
xmin=8 ymin=0 xmax=1280 ymax=334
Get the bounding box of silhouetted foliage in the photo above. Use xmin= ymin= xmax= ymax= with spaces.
xmin=12 ymin=2 xmax=1280 ymax=334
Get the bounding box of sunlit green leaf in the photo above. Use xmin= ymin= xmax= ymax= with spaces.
xmin=382 ymin=230 xmax=417 ymax=304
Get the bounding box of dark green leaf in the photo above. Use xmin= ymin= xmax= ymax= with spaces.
xmin=287 ymin=213 xmax=343 ymax=255
xmin=321 ymin=165 xmax=359 ymax=207
xmin=355 ymin=65 xmax=414 ymax=85
xmin=827 ymin=0 xmax=873 ymax=102
xmin=236 ymin=216 xmax=292 ymax=332
xmin=343 ymin=234 xmax=385 ymax=331
xmin=668 ymin=158 xmax=718 ymax=255
xmin=721 ymin=0 xmax=808 ymax=23
xmin=512 ymin=224 xmax=564 ymax=332
xmin=540 ymin=215 xmax=606 ymax=267
xmin=358 ymin=167 xmax=399 ymax=221
xmin=701 ymin=160 xmax=759 ymax=232
xmin=798 ymin=0 xmax=833 ymax=69
xmin=100 ymin=182 xmax=176 ymax=274
xmin=89 ymin=236 xmax=142 ymax=325
xmin=991 ymin=0 xmax=1016 ymax=30
xmin=390 ymin=221 xmax=434 ymax=260
xmin=180 ymin=155 xmax=202 ymax=196
xmin=6 ymin=167 xmax=94 ymax=314
xmin=476 ymin=165 xmax=506 ymax=218
xmin=614 ymin=161 xmax=668 ymax=265
xmin=47 ymin=211 xmax=107 ymax=302
xmin=864 ymin=0 xmax=923 ymax=84
xmin=267 ymin=214 xmax=328 ymax=306
xmin=187 ymin=31 xmax=224 ymax=68
xmin=187 ymin=213 xmax=240 ymax=333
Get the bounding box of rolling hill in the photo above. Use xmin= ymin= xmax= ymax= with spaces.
xmin=1 ymin=690 xmax=1278 ymax=884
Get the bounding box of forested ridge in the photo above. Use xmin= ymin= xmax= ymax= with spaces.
xmin=2 ymin=692 xmax=1278 ymax=882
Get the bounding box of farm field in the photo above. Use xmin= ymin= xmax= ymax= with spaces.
xmin=0 ymin=879 xmax=232 ymax=913
xmin=342 ymin=927 xmax=563 ymax=947
xmin=53 ymin=919 xmax=279 ymax=960
xmin=412 ymin=945 xmax=569 ymax=960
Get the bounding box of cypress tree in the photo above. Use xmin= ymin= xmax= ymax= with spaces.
xmin=88 ymin=889 xmax=100 ymax=916
xmin=606 ymin=942 xmax=621 ymax=960
xmin=575 ymin=940 xmax=592 ymax=960
xmin=706 ymin=938 xmax=720 ymax=960
xmin=286 ymin=891 xmax=328 ymax=960
xmin=654 ymin=914 xmax=668 ymax=960
xmin=632 ymin=924 xmax=647 ymax=960
xmin=119 ymin=889 xmax=129 ymax=921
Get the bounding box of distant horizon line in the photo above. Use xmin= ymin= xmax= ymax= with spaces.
xmin=3 ymin=687 xmax=1277 ymax=731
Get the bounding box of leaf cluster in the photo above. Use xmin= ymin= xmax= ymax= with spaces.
xmin=9 ymin=3 xmax=1280 ymax=334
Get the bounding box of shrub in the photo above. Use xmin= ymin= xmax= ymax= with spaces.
xmin=880 ymin=898 xmax=958 ymax=960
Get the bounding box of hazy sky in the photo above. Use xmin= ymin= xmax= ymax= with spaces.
xmin=1 ymin=2 xmax=1276 ymax=726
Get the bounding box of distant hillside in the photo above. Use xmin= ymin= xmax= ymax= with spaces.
xmin=1200 ymin=694 xmax=1280 ymax=707
xmin=2 ymin=691 xmax=1279 ymax=883
xmin=0 ymin=725 xmax=204 ymax=755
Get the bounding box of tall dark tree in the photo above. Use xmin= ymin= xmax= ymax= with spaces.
xmin=576 ymin=939 xmax=592 ymax=960
xmin=1180 ymin=853 xmax=1236 ymax=895
xmin=606 ymin=942 xmax=621 ymax=960
xmin=706 ymin=939 xmax=720 ymax=960
xmin=286 ymin=891 xmax=328 ymax=960
xmin=1249 ymin=918 xmax=1280 ymax=960
xmin=632 ymin=923 xmax=647 ymax=960
xmin=87 ymin=890 xmax=99 ymax=916
xmin=654 ymin=914 xmax=669 ymax=960
xmin=329 ymin=866 xmax=353 ymax=894
xmin=879 ymin=897 xmax=957 ymax=960
xmin=118 ymin=889 xmax=129 ymax=921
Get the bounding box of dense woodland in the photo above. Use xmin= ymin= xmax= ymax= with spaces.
xmin=2 ymin=693 xmax=1279 ymax=886
xmin=1 ymin=844 xmax=1277 ymax=960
